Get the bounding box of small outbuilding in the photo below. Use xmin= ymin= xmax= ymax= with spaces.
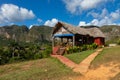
xmin=52 ymin=21 xmax=105 ymax=55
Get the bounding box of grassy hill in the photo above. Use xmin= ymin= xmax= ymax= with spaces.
xmin=0 ymin=58 xmax=79 ymax=80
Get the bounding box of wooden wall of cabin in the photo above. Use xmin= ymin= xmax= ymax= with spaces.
xmin=94 ymin=37 xmax=105 ymax=46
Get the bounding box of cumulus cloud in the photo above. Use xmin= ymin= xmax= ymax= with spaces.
xmin=0 ymin=4 xmax=35 ymax=24
xmin=79 ymin=21 xmax=87 ymax=26
xmin=29 ymin=25 xmax=34 ymax=29
xmin=110 ymin=9 xmax=120 ymax=20
xmin=89 ymin=8 xmax=108 ymax=19
xmin=44 ymin=18 xmax=58 ymax=27
xmin=80 ymin=0 xmax=102 ymax=10
xmin=62 ymin=0 xmax=110 ymax=14
xmin=37 ymin=18 xmax=42 ymax=23
xmin=79 ymin=8 xmax=120 ymax=26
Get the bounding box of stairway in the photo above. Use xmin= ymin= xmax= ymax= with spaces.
xmin=52 ymin=46 xmax=66 ymax=55
xmin=57 ymin=47 xmax=66 ymax=55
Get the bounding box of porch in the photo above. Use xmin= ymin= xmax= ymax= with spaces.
xmin=52 ymin=33 xmax=94 ymax=55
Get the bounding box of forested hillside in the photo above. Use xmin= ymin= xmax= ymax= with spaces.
xmin=0 ymin=25 xmax=52 ymax=45
xmin=100 ymin=25 xmax=120 ymax=44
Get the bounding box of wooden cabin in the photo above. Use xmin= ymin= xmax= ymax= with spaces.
xmin=52 ymin=21 xmax=105 ymax=55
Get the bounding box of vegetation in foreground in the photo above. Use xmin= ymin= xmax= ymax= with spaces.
xmin=0 ymin=46 xmax=96 ymax=80
xmin=0 ymin=41 xmax=52 ymax=65
xmin=65 ymin=43 xmax=97 ymax=54
xmin=64 ymin=43 xmax=97 ymax=64
xmin=0 ymin=58 xmax=80 ymax=80
xmin=65 ymin=50 xmax=95 ymax=64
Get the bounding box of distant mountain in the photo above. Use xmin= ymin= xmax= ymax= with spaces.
xmin=100 ymin=25 xmax=120 ymax=43
xmin=27 ymin=25 xmax=53 ymax=42
xmin=0 ymin=25 xmax=53 ymax=43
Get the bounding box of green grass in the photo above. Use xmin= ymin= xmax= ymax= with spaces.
xmin=91 ymin=46 xmax=120 ymax=68
xmin=0 ymin=58 xmax=80 ymax=80
xmin=64 ymin=50 xmax=95 ymax=64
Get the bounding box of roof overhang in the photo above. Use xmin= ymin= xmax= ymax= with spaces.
xmin=53 ymin=33 xmax=74 ymax=38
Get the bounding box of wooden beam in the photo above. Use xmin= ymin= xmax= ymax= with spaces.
xmin=52 ymin=37 xmax=54 ymax=50
xmin=61 ymin=37 xmax=63 ymax=43
xmin=73 ymin=36 xmax=75 ymax=46
xmin=82 ymin=36 xmax=84 ymax=44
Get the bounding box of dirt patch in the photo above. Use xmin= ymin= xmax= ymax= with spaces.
xmin=21 ymin=64 xmax=32 ymax=70
xmin=73 ymin=49 xmax=103 ymax=74
xmin=21 ymin=61 xmax=34 ymax=70
xmin=73 ymin=62 xmax=120 ymax=80
xmin=21 ymin=59 xmax=49 ymax=70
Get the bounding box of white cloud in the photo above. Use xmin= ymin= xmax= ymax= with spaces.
xmin=63 ymin=0 xmax=81 ymax=13
xmin=44 ymin=18 xmax=58 ymax=27
xmin=79 ymin=21 xmax=87 ymax=26
xmin=110 ymin=9 xmax=120 ymax=20
xmin=79 ymin=17 xmax=113 ymax=27
xmin=80 ymin=0 xmax=102 ymax=10
xmin=91 ymin=19 xmax=99 ymax=25
xmin=79 ymin=8 xmax=120 ymax=26
xmin=0 ymin=4 xmax=35 ymax=24
xmin=89 ymin=8 xmax=108 ymax=19
xmin=37 ymin=18 xmax=42 ymax=23
xmin=62 ymin=0 xmax=110 ymax=14
xmin=29 ymin=25 xmax=33 ymax=29
xmin=29 ymin=24 xmax=39 ymax=29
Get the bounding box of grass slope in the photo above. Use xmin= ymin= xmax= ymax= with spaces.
xmin=0 ymin=58 xmax=79 ymax=80
xmin=65 ymin=50 xmax=95 ymax=64
xmin=90 ymin=46 xmax=120 ymax=80
xmin=91 ymin=46 xmax=120 ymax=68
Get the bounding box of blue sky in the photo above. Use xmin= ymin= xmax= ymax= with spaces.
xmin=0 ymin=0 xmax=120 ymax=27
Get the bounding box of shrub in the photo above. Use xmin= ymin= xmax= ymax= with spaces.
xmin=0 ymin=41 xmax=52 ymax=65
xmin=73 ymin=46 xmax=79 ymax=53
xmin=42 ymin=47 xmax=52 ymax=58
xmin=81 ymin=45 xmax=87 ymax=51
xmin=91 ymin=43 xmax=98 ymax=49
xmin=86 ymin=43 xmax=97 ymax=50
xmin=34 ymin=53 xmax=42 ymax=59
xmin=117 ymin=39 xmax=120 ymax=45
xmin=9 ymin=57 xmax=20 ymax=63
xmin=24 ymin=50 xmax=34 ymax=60
xmin=0 ymin=47 xmax=12 ymax=65
xmin=69 ymin=47 xmax=73 ymax=53
xmin=66 ymin=43 xmax=98 ymax=54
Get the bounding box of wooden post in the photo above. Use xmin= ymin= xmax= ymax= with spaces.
xmin=73 ymin=36 xmax=75 ymax=46
xmin=52 ymin=37 xmax=54 ymax=53
xmin=82 ymin=36 xmax=84 ymax=44
xmin=87 ymin=35 xmax=89 ymax=44
xmin=61 ymin=37 xmax=63 ymax=43
xmin=61 ymin=37 xmax=63 ymax=46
